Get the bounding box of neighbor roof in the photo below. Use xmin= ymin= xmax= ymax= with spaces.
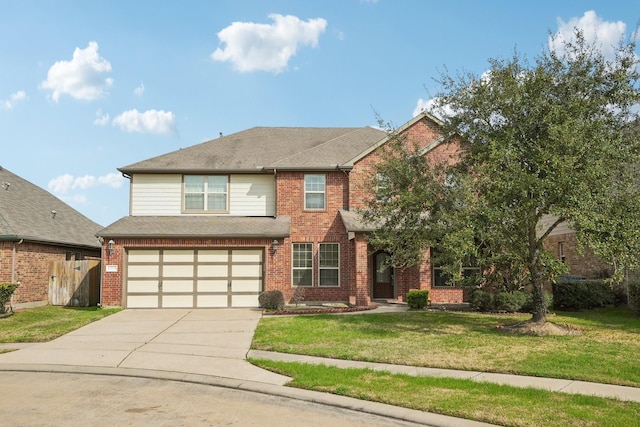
xmin=97 ymin=216 xmax=291 ymax=239
xmin=0 ymin=167 xmax=102 ymax=248
xmin=119 ymin=126 xmax=387 ymax=174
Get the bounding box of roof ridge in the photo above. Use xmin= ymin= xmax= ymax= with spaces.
xmin=268 ymin=127 xmax=374 ymax=167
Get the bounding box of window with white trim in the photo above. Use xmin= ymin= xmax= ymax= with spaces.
xmin=292 ymin=243 xmax=313 ymax=286
xmin=184 ymin=175 xmax=228 ymax=212
xmin=319 ymin=243 xmax=339 ymax=286
xmin=376 ymin=173 xmax=390 ymax=201
xmin=304 ymin=174 xmax=326 ymax=210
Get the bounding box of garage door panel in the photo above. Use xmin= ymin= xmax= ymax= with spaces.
xmin=127 ymin=295 xmax=159 ymax=308
xmin=232 ymin=250 xmax=262 ymax=262
xmin=128 ymin=265 xmax=160 ymax=278
xmin=197 ymin=295 xmax=228 ymax=308
xmin=197 ymin=265 xmax=228 ymax=277
xmin=128 ymin=250 xmax=160 ymax=262
xmin=128 ymin=280 xmax=159 ymax=293
xmin=162 ymin=295 xmax=194 ymax=308
xmin=232 ymin=279 xmax=261 ymax=292
xmin=197 ymin=280 xmax=227 ymax=292
xmin=163 ymin=280 xmax=193 ymax=293
xmin=232 ymin=264 xmax=261 ymax=277
xmin=198 ymin=250 xmax=229 ymax=262
xmin=163 ymin=264 xmax=194 ymax=277
xmin=232 ymin=295 xmax=260 ymax=307
xmin=163 ymin=250 xmax=194 ymax=262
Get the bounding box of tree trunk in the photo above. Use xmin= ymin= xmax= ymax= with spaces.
xmin=528 ymin=227 xmax=547 ymax=324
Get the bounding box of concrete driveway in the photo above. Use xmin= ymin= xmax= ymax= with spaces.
xmin=0 ymin=308 xmax=289 ymax=385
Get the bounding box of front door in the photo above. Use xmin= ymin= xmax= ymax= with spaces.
xmin=372 ymin=251 xmax=394 ymax=299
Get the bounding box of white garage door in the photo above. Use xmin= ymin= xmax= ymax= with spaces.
xmin=126 ymin=249 xmax=263 ymax=308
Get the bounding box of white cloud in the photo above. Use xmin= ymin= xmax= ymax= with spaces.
xmin=134 ymin=83 xmax=144 ymax=96
xmin=413 ymin=97 xmax=456 ymax=120
xmin=112 ymin=109 xmax=176 ymax=135
xmin=48 ymin=172 xmax=124 ymax=194
xmin=211 ymin=14 xmax=327 ymax=73
xmin=41 ymin=41 xmax=113 ymax=102
xmin=550 ymin=11 xmax=628 ymax=61
xmin=2 ymin=91 xmax=28 ymax=110
xmin=94 ymin=108 xmax=110 ymax=126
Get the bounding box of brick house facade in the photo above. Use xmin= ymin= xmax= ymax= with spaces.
xmin=0 ymin=167 xmax=102 ymax=308
xmin=98 ymin=113 xmax=468 ymax=308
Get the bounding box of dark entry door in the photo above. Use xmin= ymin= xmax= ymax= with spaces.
xmin=373 ymin=251 xmax=394 ymax=298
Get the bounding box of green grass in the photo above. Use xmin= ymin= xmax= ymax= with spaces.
xmin=251 ymin=359 xmax=640 ymax=427
xmin=252 ymin=307 xmax=640 ymax=387
xmin=0 ymin=305 xmax=120 ymax=342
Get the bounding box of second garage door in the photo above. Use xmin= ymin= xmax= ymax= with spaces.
xmin=126 ymin=248 xmax=263 ymax=308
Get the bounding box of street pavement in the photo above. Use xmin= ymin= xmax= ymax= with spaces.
xmin=0 ymin=305 xmax=637 ymax=426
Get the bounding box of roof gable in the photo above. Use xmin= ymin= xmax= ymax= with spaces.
xmin=0 ymin=167 xmax=102 ymax=248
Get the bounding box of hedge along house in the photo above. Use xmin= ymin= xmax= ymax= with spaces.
xmin=0 ymin=166 xmax=102 ymax=308
xmin=97 ymin=112 xmax=465 ymax=309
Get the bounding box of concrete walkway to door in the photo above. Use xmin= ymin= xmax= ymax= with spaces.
xmin=0 ymin=308 xmax=290 ymax=386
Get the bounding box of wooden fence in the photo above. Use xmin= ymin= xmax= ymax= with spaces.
xmin=49 ymin=260 xmax=100 ymax=306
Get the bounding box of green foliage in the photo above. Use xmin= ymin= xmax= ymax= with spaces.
xmin=258 ymin=290 xmax=285 ymax=310
xmin=469 ymin=289 xmax=494 ymax=312
xmin=0 ymin=283 xmax=19 ymax=313
xmin=629 ymin=280 xmax=640 ymax=316
xmin=552 ymin=279 xmax=615 ymax=310
xmin=406 ymin=290 xmax=429 ymax=309
xmin=363 ymin=29 xmax=640 ymax=324
xmin=494 ymin=291 xmax=530 ymax=313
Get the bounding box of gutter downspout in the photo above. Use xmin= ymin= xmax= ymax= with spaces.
xmin=273 ymin=168 xmax=277 ymax=218
xmin=11 ymin=239 xmax=23 ymax=308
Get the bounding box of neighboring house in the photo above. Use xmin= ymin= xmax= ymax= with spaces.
xmin=97 ymin=112 xmax=464 ymax=309
xmin=538 ymin=215 xmax=614 ymax=279
xmin=0 ymin=167 xmax=102 ymax=308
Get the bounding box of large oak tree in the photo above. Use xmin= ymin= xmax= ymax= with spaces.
xmin=364 ymin=31 xmax=640 ymax=323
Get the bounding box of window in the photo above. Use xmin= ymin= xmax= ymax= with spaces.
xmin=319 ymin=243 xmax=339 ymax=286
xmin=292 ymin=243 xmax=313 ymax=286
xmin=376 ymin=173 xmax=390 ymax=201
xmin=304 ymin=174 xmax=326 ymax=210
xmin=184 ymin=175 xmax=228 ymax=212
xmin=432 ymin=250 xmax=480 ymax=287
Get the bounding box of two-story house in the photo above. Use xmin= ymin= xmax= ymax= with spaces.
xmin=97 ymin=112 xmax=464 ymax=308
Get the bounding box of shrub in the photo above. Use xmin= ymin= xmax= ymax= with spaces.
xmin=406 ymin=290 xmax=429 ymax=309
xmin=0 ymin=283 xmax=19 ymax=314
xmin=494 ymin=291 xmax=529 ymax=313
xmin=258 ymin=290 xmax=285 ymax=310
xmin=552 ymin=278 xmax=614 ymax=310
xmin=469 ymin=289 xmax=494 ymax=312
xmin=629 ymin=279 xmax=640 ymax=316
xmin=521 ymin=291 xmax=553 ymax=314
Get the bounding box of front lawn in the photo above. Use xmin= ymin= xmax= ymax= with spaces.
xmin=252 ymin=307 xmax=640 ymax=387
xmin=251 ymin=359 xmax=640 ymax=427
xmin=0 ymin=305 xmax=120 ymax=342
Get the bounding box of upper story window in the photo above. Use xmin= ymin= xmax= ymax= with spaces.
xmin=376 ymin=173 xmax=390 ymax=202
xmin=184 ymin=175 xmax=228 ymax=212
xmin=304 ymin=174 xmax=326 ymax=210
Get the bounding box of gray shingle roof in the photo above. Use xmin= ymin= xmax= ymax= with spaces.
xmin=97 ymin=216 xmax=291 ymax=239
xmin=338 ymin=209 xmax=379 ymax=233
xmin=0 ymin=167 xmax=102 ymax=248
xmin=119 ymin=126 xmax=387 ymax=174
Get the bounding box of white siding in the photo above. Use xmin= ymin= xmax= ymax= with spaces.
xmin=130 ymin=173 xmax=275 ymax=216
xmin=131 ymin=174 xmax=182 ymax=216
xmin=537 ymin=214 xmax=574 ymax=238
xmin=229 ymin=174 xmax=275 ymax=216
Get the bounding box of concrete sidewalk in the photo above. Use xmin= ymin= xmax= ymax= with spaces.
xmin=247 ymin=349 xmax=640 ymax=403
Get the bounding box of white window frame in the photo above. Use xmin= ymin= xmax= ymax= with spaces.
xmin=304 ymin=174 xmax=326 ymax=210
xmin=183 ymin=175 xmax=229 ymax=213
xmin=292 ymin=243 xmax=313 ymax=287
xmin=319 ymin=243 xmax=340 ymax=287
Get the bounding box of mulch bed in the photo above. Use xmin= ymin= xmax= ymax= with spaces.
xmin=263 ymin=305 xmax=378 ymax=315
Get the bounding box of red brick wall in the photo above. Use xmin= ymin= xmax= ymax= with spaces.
xmin=348 ymin=116 xmax=466 ymax=304
xmin=0 ymin=241 xmax=100 ymax=306
xmin=544 ymin=233 xmax=614 ymax=279
xmin=275 ymin=171 xmax=353 ymax=303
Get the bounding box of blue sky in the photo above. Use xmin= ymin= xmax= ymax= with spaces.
xmin=1 ymin=0 xmax=639 ymax=226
